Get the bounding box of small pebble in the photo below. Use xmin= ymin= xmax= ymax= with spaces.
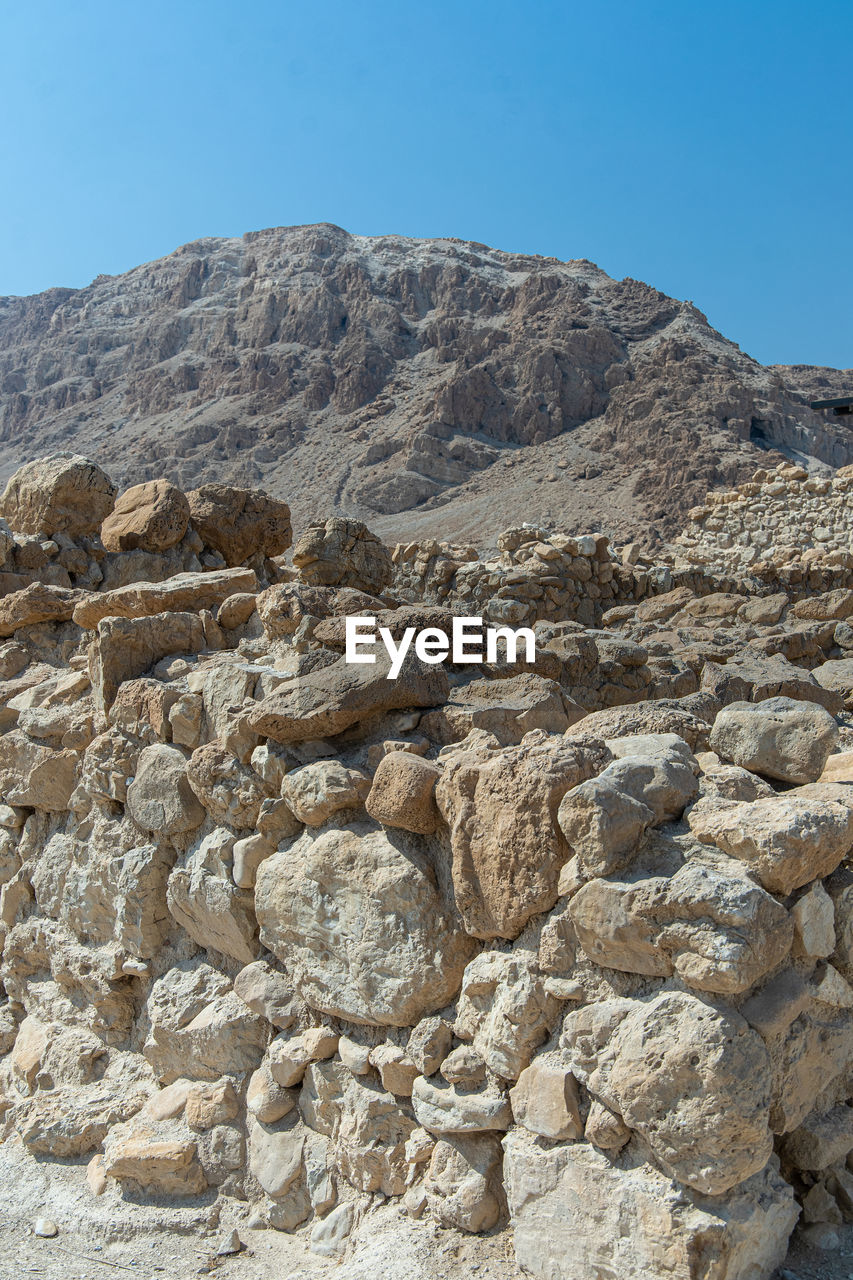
xmin=34 ymin=1217 xmax=58 ymax=1238
xmin=216 ymin=1228 xmax=244 ymax=1256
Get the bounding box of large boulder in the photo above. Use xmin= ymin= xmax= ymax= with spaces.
xmin=688 ymin=783 xmax=853 ymax=895
xmin=503 ymin=1132 xmax=797 ymax=1280
xmin=186 ymin=483 xmax=292 ymax=565
xmin=255 ymin=822 xmax=474 ymax=1026
xmin=0 ymin=583 xmax=92 ymax=638
xmin=291 ymin=517 xmax=394 ymax=595
xmin=435 ymin=731 xmax=609 ymax=939
xmin=88 ymin=612 xmax=205 ymax=714
xmin=100 ymin=479 xmax=190 ymax=553
xmin=255 ymin=582 xmax=383 ymax=639
xmin=562 ymin=992 xmax=774 ymax=1195
xmin=709 ymin=697 xmax=839 ymax=784
xmin=1 ymin=454 xmax=116 ymax=537
xmin=249 ymin=650 xmax=449 ymax=744
xmin=73 ymin=567 xmax=256 ymax=629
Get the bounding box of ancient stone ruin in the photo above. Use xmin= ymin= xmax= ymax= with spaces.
xmin=2 ymin=451 xmax=853 ymax=1277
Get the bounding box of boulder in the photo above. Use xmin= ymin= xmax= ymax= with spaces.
xmin=143 ymin=991 xmax=268 ymax=1084
xmin=249 ymin=650 xmax=449 ymax=744
xmin=255 ymin=581 xmax=383 ymax=638
xmin=420 ymin=1134 xmax=504 ymax=1233
xmin=709 ymin=697 xmax=839 ymax=784
xmin=0 ymin=732 xmax=78 ymax=810
xmin=186 ymin=483 xmax=292 ymax=565
xmin=102 ymin=1121 xmax=207 ymax=1195
xmin=291 ymin=516 xmax=394 ymax=594
xmin=688 ymin=783 xmax=853 ymax=895
xmin=503 ymin=1132 xmax=797 ymax=1280
xmin=255 ymin=822 xmax=474 ymax=1026
xmin=562 ymin=992 xmax=774 ymax=1195
xmin=568 ymin=855 xmax=793 ymax=993
xmin=281 ymin=760 xmax=371 ymax=826
xmin=565 ymin=698 xmax=712 ymax=752
xmin=427 ymin=673 xmax=584 ymax=746
xmin=186 ymin=743 xmax=267 ymax=829
xmin=1 ymin=454 xmax=116 ymax=537
xmin=73 ymin=567 xmax=257 ymax=628
xmin=0 ymin=583 xmax=92 ymax=637
xmin=365 ymin=751 xmax=441 ymax=834
xmin=454 ymin=950 xmax=560 ymax=1081
xmin=411 ymin=1076 xmax=512 ymax=1134
xmin=88 ymin=612 xmax=205 ymax=714
xmin=435 ymin=731 xmax=609 ymax=939
xmin=701 ymin=651 xmax=842 ymax=714
xmin=509 ymin=1052 xmax=583 ymax=1140
xmin=100 ymin=479 xmax=190 ymax=553
xmin=126 ymin=745 xmax=205 ymax=836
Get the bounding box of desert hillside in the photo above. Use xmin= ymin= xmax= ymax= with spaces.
xmin=1 ymin=224 xmax=850 ymax=548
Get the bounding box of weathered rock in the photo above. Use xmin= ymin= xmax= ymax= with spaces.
xmin=709 ymin=697 xmax=839 ymax=784
xmin=292 ymin=517 xmax=394 ymax=594
xmin=411 ymin=1076 xmax=512 ymax=1134
xmin=249 ymin=650 xmax=449 ymax=743
xmin=0 ymin=583 xmax=91 ymax=637
xmin=365 ymin=751 xmax=441 ymax=834
xmin=503 ymin=1132 xmax=797 ymax=1280
xmin=689 ymin=783 xmax=853 ymax=895
xmin=562 ymin=992 xmax=773 ymax=1194
xmin=369 ymin=1044 xmax=419 ymax=1097
xmin=88 ymin=611 xmax=205 ymax=714
xmin=167 ymin=850 xmax=260 ymax=965
xmin=430 ymin=673 xmax=584 ymax=746
xmin=143 ymin=991 xmax=268 ymax=1084
xmin=781 ymin=1105 xmax=853 ymax=1172
xmin=102 ymin=1121 xmax=207 ymax=1195
xmin=187 ymin=483 xmax=292 ymax=565
xmin=1 ymin=454 xmax=116 ymax=537
xmin=509 ymin=1052 xmax=582 ymax=1140
xmin=569 ymin=855 xmax=793 ymax=994
xmin=255 ymin=581 xmax=382 ymax=638
xmin=421 ymin=1134 xmax=504 ymax=1233
xmin=126 ymin=745 xmax=205 ymax=835
xmin=73 ymin=567 xmax=257 ymax=629
xmin=0 ymin=733 xmax=78 ymax=810
xmin=233 ymin=960 xmax=298 ymax=1028
xmin=701 ymin=651 xmax=843 ymax=713
xmin=186 ymin=743 xmax=267 ymax=828
xmin=454 ymin=950 xmax=559 ymax=1080
xmin=255 ymin=822 xmax=473 ymax=1025
xmin=565 ymin=698 xmax=712 ymax=751
xmin=407 ymin=1017 xmax=454 ymax=1077
xmin=436 ymin=731 xmax=609 ymax=939
xmin=281 ymin=760 xmax=371 ymax=826
xmin=100 ymin=479 xmax=190 ymax=553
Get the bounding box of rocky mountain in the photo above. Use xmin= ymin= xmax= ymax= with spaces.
xmin=0 ymin=223 xmax=850 ymax=548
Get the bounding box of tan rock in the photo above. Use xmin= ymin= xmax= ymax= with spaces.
xmin=369 ymin=1044 xmax=419 ymax=1096
xmin=281 ymin=760 xmax=370 ymax=825
xmin=256 ymin=823 xmax=473 ymax=1026
xmin=186 ymin=742 xmax=267 ymax=828
xmin=781 ymin=1105 xmax=853 ymax=1172
xmin=233 ymin=960 xmax=298 ymax=1028
xmin=255 ymin=581 xmax=382 ymax=638
xmin=0 ymin=733 xmax=78 ymax=810
xmin=688 ymin=783 xmax=853 ymax=895
xmin=709 ymin=697 xmax=839 ymax=784
xmin=73 ymin=566 xmax=257 ymax=628
xmin=563 ymin=992 xmax=773 ymax=1194
xmin=100 ymin=479 xmax=189 ymax=553
xmin=411 ymin=1076 xmax=512 ymax=1134
xmin=407 ymin=1017 xmax=454 ymax=1077
xmin=430 ymin=672 xmax=584 ymax=746
xmin=1 ymin=454 xmax=116 ymax=537
xmin=249 ymin=649 xmax=449 ymax=744
xmin=583 ymin=1098 xmax=630 ymax=1150
xmin=0 ymin=583 xmax=92 ymax=637
xmin=127 ymin=744 xmax=205 ymax=835
xmin=102 ymin=1122 xmax=207 ymax=1195
xmin=217 ymin=592 xmax=257 ymax=629
xmin=435 ymin=731 xmax=609 ymax=939
xmin=509 ymin=1052 xmax=582 ymax=1140
xmin=365 ymin=751 xmax=441 ymax=834
xmin=503 ymin=1132 xmax=797 ymax=1280
xmin=185 ymin=1078 xmax=239 ymax=1131
xmin=246 ymin=1064 xmax=296 ymax=1124
xmin=88 ymin=611 xmax=205 ymax=714
xmin=421 ymin=1134 xmax=504 ymax=1233
xmin=454 ymin=950 xmax=560 ymax=1080
xmin=792 ymin=882 xmax=835 ymax=959
xmin=187 ymin=483 xmax=292 ymax=566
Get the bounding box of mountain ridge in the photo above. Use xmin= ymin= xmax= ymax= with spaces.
xmin=1 ymin=222 xmax=850 ymax=548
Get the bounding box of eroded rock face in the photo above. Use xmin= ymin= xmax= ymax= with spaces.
xmin=1 ymin=454 xmax=116 ymax=537
xmin=255 ymin=823 xmax=474 ymax=1025
xmin=292 ymin=517 xmax=394 ymax=594
xmin=435 ymin=731 xmax=609 ymax=939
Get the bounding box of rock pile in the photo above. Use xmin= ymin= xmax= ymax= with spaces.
xmin=1 ymin=454 xmax=853 ymax=1278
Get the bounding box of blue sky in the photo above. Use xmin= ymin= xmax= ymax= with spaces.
xmin=1 ymin=0 xmax=850 ymax=367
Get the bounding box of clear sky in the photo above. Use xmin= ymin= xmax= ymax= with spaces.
xmin=1 ymin=0 xmax=850 ymax=367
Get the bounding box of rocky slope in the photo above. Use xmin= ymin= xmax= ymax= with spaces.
xmin=2 ymin=456 xmax=853 ymax=1278
xmin=1 ymin=224 xmax=850 ymax=548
